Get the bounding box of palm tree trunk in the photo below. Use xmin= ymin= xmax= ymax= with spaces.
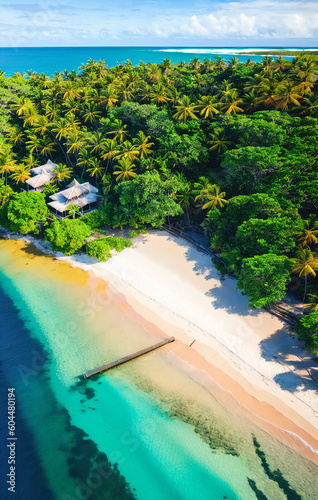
xmin=303 ymin=274 xmax=307 ymax=303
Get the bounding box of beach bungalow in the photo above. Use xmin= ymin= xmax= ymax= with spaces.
xmin=25 ymin=159 xmax=57 ymax=192
xmin=47 ymin=179 xmax=101 ymax=218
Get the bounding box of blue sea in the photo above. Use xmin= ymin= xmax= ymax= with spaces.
xmin=0 ymin=239 xmax=317 ymax=500
xmin=0 ymin=46 xmax=317 ymax=76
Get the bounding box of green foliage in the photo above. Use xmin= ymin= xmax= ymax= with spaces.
xmin=86 ymin=236 xmax=132 ymax=261
xmin=115 ymin=172 xmax=183 ymax=228
xmin=82 ymin=209 xmax=105 ymax=230
xmin=237 ymin=254 xmax=293 ymax=308
xmin=294 ymin=312 xmax=318 ymax=351
xmin=222 ymin=146 xmax=281 ymax=192
xmin=86 ymin=238 xmax=112 ymax=261
xmin=45 ymin=219 xmax=91 ymax=255
xmin=235 ymin=217 xmax=296 ymax=257
xmin=6 ymin=191 xmax=48 ymax=234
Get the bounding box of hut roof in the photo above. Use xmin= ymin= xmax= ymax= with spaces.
xmin=26 ymin=168 xmax=55 ymax=188
xmin=48 ymin=179 xmax=101 ymax=213
xmin=30 ymin=159 xmax=57 ymax=176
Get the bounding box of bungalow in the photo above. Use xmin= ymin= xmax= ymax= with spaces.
xmin=26 ymin=159 xmax=57 ymax=192
xmin=47 ymin=179 xmax=101 ymax=218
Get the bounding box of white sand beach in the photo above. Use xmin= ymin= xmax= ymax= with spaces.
xmin=6 ymin=230 xmax=318 ymax=464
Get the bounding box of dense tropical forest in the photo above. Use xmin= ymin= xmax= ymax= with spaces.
xmin=0 ymin=53 xmax=318 ymax=351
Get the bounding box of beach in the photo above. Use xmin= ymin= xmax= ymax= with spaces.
xmin=9 ymin=230 xmax=318 ymax=463
xmin=1 ymin=232 xmax=318 ymax=499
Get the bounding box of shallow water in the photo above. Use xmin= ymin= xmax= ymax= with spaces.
xmin=0 ymin=239 xmax=317 ymax=500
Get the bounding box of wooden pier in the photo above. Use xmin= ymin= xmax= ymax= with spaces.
xmin=83 ymin=337 xmax=175 ymax=379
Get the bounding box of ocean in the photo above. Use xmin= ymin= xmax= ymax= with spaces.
xmin=0 ymin=238 xmax=317 ymax=500
xmin=0 ymin=46 xmax=317 ymax=76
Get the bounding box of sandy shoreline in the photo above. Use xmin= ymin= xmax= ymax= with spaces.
xmin=3 ymin=230 xmax=318 ymax=465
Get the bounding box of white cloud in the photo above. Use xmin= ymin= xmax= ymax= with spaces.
xmin=178 ymin=1 xmax=318 ymax=40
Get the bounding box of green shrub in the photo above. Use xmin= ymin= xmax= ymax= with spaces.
xmin=45 ymin=219 xmax=91 ymax=255
xmin=86 ymin=239 xmax=112 ymax=261
xmin=86 ymin=236 xmax=132 ymax=262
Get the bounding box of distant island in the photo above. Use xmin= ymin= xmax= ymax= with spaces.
xmin=238 ymin=49 xmax=318 ymax=56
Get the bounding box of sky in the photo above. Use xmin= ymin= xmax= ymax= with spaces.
xmin=0 ymin=0 xmax=317 ymax=47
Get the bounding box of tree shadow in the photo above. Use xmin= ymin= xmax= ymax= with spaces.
xmin=260 ymin=328 xmax=318 ymax=394
xmin=156 ymin=230 xmax=259 ymax=317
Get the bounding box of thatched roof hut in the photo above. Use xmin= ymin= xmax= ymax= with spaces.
xmin=48 ymin=179 xmax=101 ymax=217
xmin=25 ymin=168 xmax=55 ymax=192
xmin=29 ymin=159 xmax=57 ymax=176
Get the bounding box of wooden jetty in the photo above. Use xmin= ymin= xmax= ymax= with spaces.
xmin=83 ymin=337 xmax=175 ymax=379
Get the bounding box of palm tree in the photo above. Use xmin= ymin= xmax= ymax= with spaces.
xmin=38 ymin=137 xmax=56 ymax=158
xmin=100 ymin=139 xmax=121 ymax=167
xmin=195 ymin=96 xmax=219 ymax=119
xmin=292 ymin=246 xmax=318 ymax=302
xmin=173 ymin=96 xmax=198 ymax=122
xmin=100 ymin=84 xmax=118 ymax=108
xmin=77 ymin=148 xmax=90 ymax=177
xmin=10 ymin=164 xmax=31 ymax=184
xmin=67 ymin=204 xmax=80 ymax=219
xmin=298 ymin=94 xmax=318 ymax=116
xmin=113 ymin=158 xmax=137 ymax=182
xmin=87 ymin=157 xmax=104 ymax=183
xmin=119 ymin=141 xmax=140 ymax=162
xmin=192 ymin=176 xmax=212 ymax=204
xmin=89 ymin=131 xmax=106 ymax=155
xmin=244 ymin=91 xmax=260 ymax=114
xmin=82 ymin=103 xmax=102 ymax=125
xmin=177 ymin=184 xmax=193 ymax=223
xmin=208 ymin=128 xmax=233 ymax=154
xmin=52 ymin=163 xmax=72 ymax=185
xmin=150 ymin=83 xmax=170 ymax=105
xmin=133 ymin=131 xmax=154 ymax=159
xmin=107 ymin=120 xmax=129 ymax=143
xmin=274 ymin=82 xmax=302 ymax=111
xmin=201 ymin=184 xmax=228 ymax=210
xmin=296 ymin=215 xmax=318 ymax=247
xmin=34 ymin=115 xmax=51 ymax=136
xmin=0 ymin=153 xmax=16 ymax=186
xmin=9 ymin=126 xmax=24 ymax=146
xmin=219 ymin=89 xmax=244 ymax=115
xmin=304 ymin=294 xmax=318 ymax=313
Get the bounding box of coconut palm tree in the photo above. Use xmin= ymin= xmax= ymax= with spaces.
xmin=201 ymin=184 xmax=228 ymax=210
xmin=0 ymin=153 xmax=16 ymax=186
xmin=292 ymin=246 xmax=318 ymax=302
xmin=10 ymin=164 xmax=31 ymax=184
xmin=113 ymin=158 xmax=137 ymax=182
xmin=304 ymin=294 xmax=318 ymax=313
xmin=173 ymin=96 xmax=198 ymax=122
xmin=52 ymin=163 xmax=72 ymax=185
xmin=150 ymin=83 xmax=170 ymax=105
xmin=89 ymin=131 xmax=106 ymax=155
xmin=296 ymin=215 xmax=318 ymax=247
xmin=100 ymin=84 xmax=118 ymax=108
xmin=107 ymin=120 xmax=129 ymax=143
xmin=87 ymin=157 xmax=104 ymax=183
xmin=219 ymin=89 xmax=244 ymax=115
xmin=274 ymin=82 xmax=302 ymax=111
xmin=82 ymin=103 xmax=102 ymax=125
xmin=195 ymin=96 xmax=219 ymax=119
xmin=9 ymin=126 xmax=24 ymax=146
xmin=119 ymin=141 xmax=140 ymax=162
xmin=100 ymin=139 xmax=121 ymax=167
xmin=208 ymin=128 xmax=233 ymax=154
xmin=67 ymin=204 xmax=80 ymax=219
xmin=133 ymin=131 xmax=154 ymax=159
xmin=177 ymin=184 xmax=193 ymax=223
